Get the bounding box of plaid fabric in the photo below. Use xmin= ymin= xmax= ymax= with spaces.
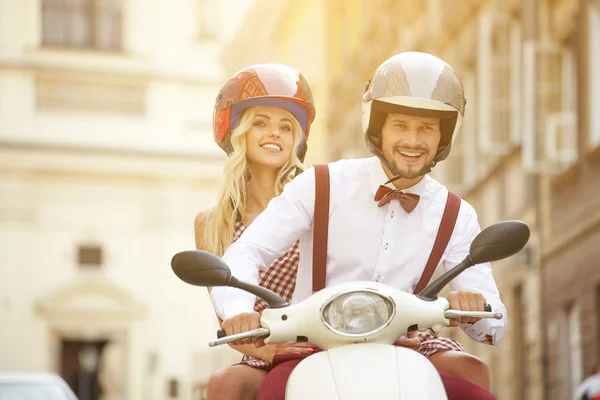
xmin=239 ymin=357 xmax=273 ymax=371
xmin=240 ymin=332 xmax=466 ymax=371
xmin=232 ymin=221 xmax=299 ymax=313
xmin=418 ymin=332 xmax=466 ymax=358
xmin=234 ymin=221 xmax=299 ymax=370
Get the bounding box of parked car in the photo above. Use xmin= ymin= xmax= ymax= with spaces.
xmin=0 ymin=372 xmax=78 ymax=400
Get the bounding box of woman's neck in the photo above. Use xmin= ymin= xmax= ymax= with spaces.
xmin=245 ymin=165 xmax=278 ymax=213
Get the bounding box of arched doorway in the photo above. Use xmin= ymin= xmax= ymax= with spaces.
xmin=35 ymin=281 xmax=145 ymax=400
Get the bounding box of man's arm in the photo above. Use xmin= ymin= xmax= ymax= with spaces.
xmin=210 ymin=167 xmax=317 ymax=321
xmin=443 ymin=203 xmax=507 ymax=345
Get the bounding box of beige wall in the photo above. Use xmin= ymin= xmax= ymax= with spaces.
xmin=0 ymin=0 xmax=248 ymax=399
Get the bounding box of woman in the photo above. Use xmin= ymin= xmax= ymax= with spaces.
xmin=194 ymin=63 xmax=317 ymax=400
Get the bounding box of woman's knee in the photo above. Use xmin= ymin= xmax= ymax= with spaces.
xmin=207 ymin=366 xmax=266 ymax=400
xmin=463 ymin=354 xmax=490 ymax=387
xmin=429 ymin=351 xmax=491 ymax=391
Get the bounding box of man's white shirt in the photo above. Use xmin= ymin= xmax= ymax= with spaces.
xmin=211 ymin=157 xmax=507 ymax=344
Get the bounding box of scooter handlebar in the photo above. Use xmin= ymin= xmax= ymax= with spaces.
xmin=444 ymin=308 xmax=503 ymax=320
xmin=209 ymin=327 xmax=270 ymax=347
xmin=443 ymin=303 xmax=501 ymax=320
xmin=211 ymin=305 xmax=499 ymax=347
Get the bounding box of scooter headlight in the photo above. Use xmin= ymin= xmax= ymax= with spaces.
xmin=320 ymin=290 xmax=395 ymax=336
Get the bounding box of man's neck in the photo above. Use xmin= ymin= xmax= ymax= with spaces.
xmin=381 ymin=162 xmax=425 ymax=190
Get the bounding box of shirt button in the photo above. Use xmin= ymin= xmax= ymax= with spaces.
xmin=384 ymin=243 xmax=389 ymax=250
xmin=376 ymin=275 xmax=381 ymax=282
xmin=390 ymin=211 xmax=395 ymax=218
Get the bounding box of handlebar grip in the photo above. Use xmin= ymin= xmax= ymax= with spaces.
xmin=209 ymin=327 xmax=270 ymax=347
xmin=217 ymin=329 xmax=226 ymax=339
xmin=484 ymin=303 xmax=492 ymax=312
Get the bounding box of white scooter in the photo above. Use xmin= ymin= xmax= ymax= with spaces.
xmin=172 ymin=220 xmax=530 ymax=399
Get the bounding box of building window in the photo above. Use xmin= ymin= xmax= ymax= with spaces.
xmin=557 ymin=303 xmax=583 ymax=399
xmin=596 ymin=285 xmax=600 ymax=368
xmin=523 ymin=35 xmax=578 ymax=173
xmin=77 ymin=244 xmax=103 ymax=268
xmin=590 ymin=1 xmax=600 ymax=149
xmin=444 ymin=129 xmax=465 ymax=193
xmin=168 ymin=378 xmax=179 ymax=398
xmin=567 ymin=304 xmax=583 ymax=397
xmin=477 ymin=12 xmax=522 ymax=155
xmin=42 ymin=0 xmax=122 ymax=51
xmin=512 ymin=285 xmax=526 ymax=400
xmin=442 ymin=73 xmax=478 ymax=192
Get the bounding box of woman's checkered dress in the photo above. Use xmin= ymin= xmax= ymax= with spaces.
xmin=233 ymin=221 xmax=467 ymax=371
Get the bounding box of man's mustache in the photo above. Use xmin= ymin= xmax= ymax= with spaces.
xmin=393 ymin=144 xmax=428 ymax=153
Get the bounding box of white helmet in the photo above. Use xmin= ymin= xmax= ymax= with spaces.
xmin=362 ymin=52 xmax=466 ymax=174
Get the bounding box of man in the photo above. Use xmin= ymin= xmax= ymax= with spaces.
xmin=211 ymin=52 xmax=506 ymax=397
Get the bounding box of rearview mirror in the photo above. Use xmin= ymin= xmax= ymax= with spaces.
xmin=171 ymin=250 xmax=232 ymax=287
xmin=419 ymin=220 xmax=530 ymax=300
xmin=171 ymin=250 xmax=290 ymax=309
xmin=469 ymin=220 xmax=531 ymax=264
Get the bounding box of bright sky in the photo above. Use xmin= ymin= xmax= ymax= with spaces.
xmin=219 ymin=0 xmax=256 ymax=41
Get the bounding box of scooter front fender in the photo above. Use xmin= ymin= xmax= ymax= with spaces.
xmin=285 ymin=344 xmax=447 ymax=400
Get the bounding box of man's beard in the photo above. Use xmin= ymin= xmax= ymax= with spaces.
xmin=383 ymin=149 xmax=430 ymax=179
xmin=387 ymin=160 xmax=428 ymax=179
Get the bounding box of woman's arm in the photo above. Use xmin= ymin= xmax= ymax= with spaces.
xmin=228 ymin=342 xmax=314 ymax=364
xmin=194 ymin=211 xmax=314 ymax=362
xmin=195 ymin=211 xmax=270 ymax=360
xmin=212 ymin=167 xmax=316 ymax=321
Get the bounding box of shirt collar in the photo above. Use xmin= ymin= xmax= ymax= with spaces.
xmin=368 ymin=157 xmax=429 ymax=196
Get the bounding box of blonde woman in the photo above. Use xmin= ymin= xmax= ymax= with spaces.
xmin=194 ymin=64 xmax=317 ymax=400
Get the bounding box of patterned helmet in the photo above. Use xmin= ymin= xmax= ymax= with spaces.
xmin=213 ymin=64 xmax=316 ymax=162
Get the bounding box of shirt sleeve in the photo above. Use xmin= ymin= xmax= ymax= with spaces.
xmin=210 ymin=167 xmax=317 ymax=320
xmin=442 ymin=202 xmax=507 ymax=345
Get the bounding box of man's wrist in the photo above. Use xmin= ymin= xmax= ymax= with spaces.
xmin=222 ymin=300 xmax=256 ymax=321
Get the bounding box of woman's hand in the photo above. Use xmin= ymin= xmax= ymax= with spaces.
xmin=393 ymin=331 xmax=421 ymax=352
xmin=256 ymin=343 xmax=316 ymax=364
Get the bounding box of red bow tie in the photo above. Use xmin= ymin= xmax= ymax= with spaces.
xmin=374 ymin=185 xmax=420 ymax=213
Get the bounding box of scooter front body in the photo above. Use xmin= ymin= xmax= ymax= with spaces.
xmin=285 ymin=343 xmax=448 ymax=400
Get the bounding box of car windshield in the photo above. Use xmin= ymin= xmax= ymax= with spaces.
xmin=0 ymin=382 xmax=71 ymax=400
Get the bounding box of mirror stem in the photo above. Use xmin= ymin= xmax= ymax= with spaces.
xmin=418 ymin=255 xmax=474 ymax=301
xmin=229 ymin=276 xmax=290 ymax=309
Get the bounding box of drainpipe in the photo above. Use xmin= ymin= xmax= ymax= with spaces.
xmin=521 ymin=0 xmax=547 ymax=398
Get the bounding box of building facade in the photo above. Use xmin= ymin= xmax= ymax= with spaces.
xmin=0 ymin=1 xmax=247 ymax=399
xmin=540 ymin=1 xmax=600 ymax=399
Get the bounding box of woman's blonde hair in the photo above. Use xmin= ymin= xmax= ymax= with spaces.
xmin=204 ymin=106 xmax=305 ymax=256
